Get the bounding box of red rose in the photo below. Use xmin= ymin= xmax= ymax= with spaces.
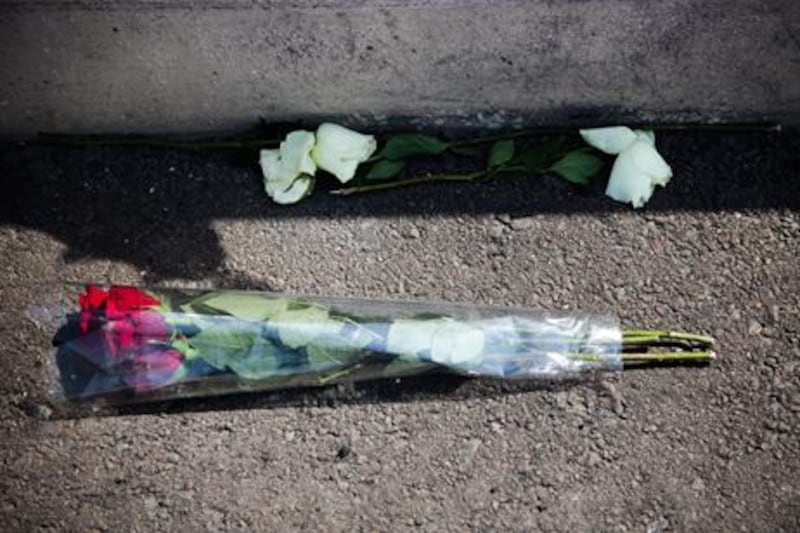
xmin=76 ymin=285 xmax=169 ymax=362
xmin=106 ymin=286 xmax=161 ymax=320
xmin=122 ymin=347 xmax=185 ymax=391
xmin=78 ymin=285 xmax=110 ymax=333
xmin=73 ymin=285 xmax=183 ymax=391
xmin=78 ymin=284 xmax=108 ymax=310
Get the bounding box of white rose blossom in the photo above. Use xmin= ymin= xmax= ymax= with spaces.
xmin=429 ymin=320 xmax=485 ymax=366
xmin=385 ymin=318 xmax=485 ymax=366
xmin=580 ymin=126 xmax=672 ymax=208
xmin=311 ymin=123 xmax=377 ymax=183
xmin=260 ymin=130 xmax=316 ymax=204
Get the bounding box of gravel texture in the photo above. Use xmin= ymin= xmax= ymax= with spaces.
xmin=0 ymin=130 xmax=799 ymax=531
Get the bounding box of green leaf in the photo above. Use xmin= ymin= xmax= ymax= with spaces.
xmin=366 ymin=159 xmax=407 ymax=180
xmin=305 ymin=335 xmax=367 ymax=372
xmin=152 ymin=291 xmax=175 ymax=313
xmin=200 ymin=293 xmax=289 ymax=321
xmin=379 ymin=358 xmax=438 ymax=378
xmin=179 ymin=301 xmax=223 ymax=315
xmin=448 ymin=145 xmax=484 ymax=157
xmin=178 ymin=292 xmax=228 ymax=315
xmin=548 ymin=150 xmax=605 ymax=185
xmin=487 ymin=140 xmax=515 ymax=169
xmin=171 ymin=337 xmax=198 ymax=359
xmin=379 ymin=134 xmax=448 ymax=160
xmin=189 ymin=321 xmax=284 ymax=379
xmin=512 ymin=137 xmax=566 ymax=173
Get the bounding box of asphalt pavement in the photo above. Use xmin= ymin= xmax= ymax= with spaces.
xmin=0 ymin=129 xmax=798 ymax=531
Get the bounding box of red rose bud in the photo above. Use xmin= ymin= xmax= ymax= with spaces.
xmin=75 ymin=285 xmax=169 ymax=364
xmin=78 ymin=285 xmax=110 ymax=333
xmin=106 ymin=286 xmax=161 ymax=319
xmin=105 ymin=317 xmax=136 ymax=357
xmin=104 ymin=310 xmax=171 ymax=360
xmin=129 ymin=310 xmax=170 ymax=339
xmin=79 ymin=284 xmax=109 ymax=310
xmin=123 ymin=347 xmax=185 ymax=391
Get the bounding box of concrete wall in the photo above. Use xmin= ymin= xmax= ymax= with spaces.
xmin=1 ymin=0 xmax=798 ymax=136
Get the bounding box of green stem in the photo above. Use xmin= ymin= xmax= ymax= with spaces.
xmin=331 ymin=166 xmax=527 ymax=196
xmin=622 ymin=329 xmax=715 ymax=345
xmin=445 ymin=123 xmax=780 ymax=147
xmin=434 ymin=122 xmax=781 ymax=152
xmin=38 ymin=134 xmax=280 ymax=150
xmin=331 ymin=171 xmax=486 ymax=196
xmin=318 ymin=364 xmax=362 ymax=384
xmin=622 ymin=350 xmax=716 ymax=363
xmin=563 ymin=349 xmax=716 ymax=364
xmin=38 ymin=122 xmax=779 ymax=153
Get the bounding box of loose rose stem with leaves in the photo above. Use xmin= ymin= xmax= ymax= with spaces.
xmin=331 ymin=170 xmax=501 ymax=196
xmin=331 ymin=126 xmax=619 ymax=194
xmin=40 ymin=121 xmax=779 ymax=208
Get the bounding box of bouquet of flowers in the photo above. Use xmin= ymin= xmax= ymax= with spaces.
xmin=48 ymin=284 xmax=715 ymax=405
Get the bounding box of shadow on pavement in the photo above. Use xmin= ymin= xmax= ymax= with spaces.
xmin=2 ymin=129 xmax=799 ymax=281
xmin=48 ymin=360 xmax=709 ymax=419
xmin=50 ymin=373 xmax=590 ymax=419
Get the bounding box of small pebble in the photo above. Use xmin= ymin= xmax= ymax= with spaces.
xmin=748 ymin=320 xmax=763 ymax=336
xmin=34 ymin=404 xmax=53 ymax=420
xmin=336 ymin=442 xmax=352 ymax=459
xmin=403 ymin=227 xmax=421 ymax=239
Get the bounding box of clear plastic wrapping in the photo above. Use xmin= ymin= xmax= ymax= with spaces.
xmin=37 ymin=284 xmax=623 ymax=404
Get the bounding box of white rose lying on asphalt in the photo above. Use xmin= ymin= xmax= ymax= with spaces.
xmin=580 ymin=126 xmax=672 ymax=208
xmin=579 ymin=126 xmax=638 ymax=155
xmin=261 ymin=154 xmax=314 ymax=205
xmin=260 ymin=130 xmax=316 ymax=204
xmin=311 ymin=123 xmax=377 ymax=183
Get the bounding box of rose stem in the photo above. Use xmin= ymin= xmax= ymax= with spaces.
xmin=318 ymin=364 xmax=362 ymax=384
xmin=331 ymin=166 xmax=526 ymax=196
xmin=371 ymin=122 xmax=781 ymax=156
xmin=445 ymin=122 xmax=780 ymax=146
xmin=621 ymin=350 xmax=716 ymax=363
xmin=37 ymin=134 xmax=280 ymax=150
xmin=623 ymin=330 xmax=715 ymax=345
xmin=567 ymin=350 xmax=716 ymax=364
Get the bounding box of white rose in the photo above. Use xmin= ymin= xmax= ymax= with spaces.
xmin=385 ymin=319 xmax=441 ymax=358
xmin=260 ymin=130 xmax=316 ymax=204
xmin=261 ymin=160 xmax=315 ymax=205
xmin=311 ymin=123 xmax=377 ymax=183
xmin=429 ymin=320 xmax=485 ymax=366
xmin=580 ymin=126 xmax=672 ymax=208
xmin=385 ymin=318 xmax=485 ymax=367
xmin=579 ymin=126 xmax=638 ymax=155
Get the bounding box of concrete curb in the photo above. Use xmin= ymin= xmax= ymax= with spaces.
xmin=1 ymin=1 xmax=798 ymax=135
